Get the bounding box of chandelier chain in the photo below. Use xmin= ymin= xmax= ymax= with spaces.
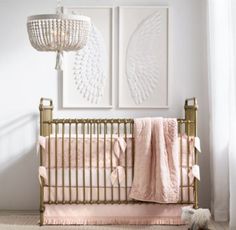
xmin=57 ymin=0 xmax=62 ymax=8
xmin=56 ymin=0 xmax=63 ymax=14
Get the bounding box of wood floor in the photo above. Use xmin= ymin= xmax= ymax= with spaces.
xmin=0 ymin=212 xmax=229 ymax=230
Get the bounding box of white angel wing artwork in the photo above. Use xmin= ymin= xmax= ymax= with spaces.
xmin=73 ymin=24 xmax=107 ymax=104
xmin=126 ymin=11 xmax=162 ymax=105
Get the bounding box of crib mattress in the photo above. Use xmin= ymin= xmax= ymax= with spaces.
xmin=44 ymin=167 xmax=133 ymax=187
xmin=43 ymin=166 xmax=194 ymax=203
xmin=44 ymin=167 xmax=193 ymax=188
xmin=43 ymin=186 xmax=194 ymax=203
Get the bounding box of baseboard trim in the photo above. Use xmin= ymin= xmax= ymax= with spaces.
xmin=0 ymin=210 xmax=39 ymax=215
xmin=213 ymin=210 xmax=229 ymax=222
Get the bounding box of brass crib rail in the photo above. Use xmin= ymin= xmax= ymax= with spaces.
xmin=39 ymin=98 xmax=198 ymax=226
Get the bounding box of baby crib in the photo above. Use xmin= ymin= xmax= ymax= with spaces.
xmin=38 ymin=98 xmax=199 ymax=225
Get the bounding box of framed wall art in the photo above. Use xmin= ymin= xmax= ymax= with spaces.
xmin=118 ymin=6 xmax=169 ymax=108
xmin=63 ymin=6 xmax=114 ymax=108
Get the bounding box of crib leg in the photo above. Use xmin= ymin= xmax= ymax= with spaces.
xmin=39 ymin=206 xmax=44 ymax=226
xmin=39 ymin=179 xmax=45 ymax=226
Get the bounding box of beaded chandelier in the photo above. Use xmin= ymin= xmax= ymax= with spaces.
xmin=27 ymin=2 xmax=91 ymax=70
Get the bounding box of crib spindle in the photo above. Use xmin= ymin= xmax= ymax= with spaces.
xmin=62 ymin=122 xmax=65 ymax=203
xmin=97 ymin=123 xmax=100 ymax=203
xmin=69 ymin=122 xmax=72 ymax=203
xmin=104 ymin=122 xmax=107 ymax=202
xmin=131 ymin=123 xmax=135 ymax=184
xmin=124 ymin=122 xmax=128 ymax=202
xmin=48 ymin=123 xmax=51 ymax=203
xmin=117 ymin=122 xmax=121 ymax=203
xmin=90 ymin=122 xmax=93 ymax=202
xmin=87 ymin=123 xmax=89 ymax=134
xmin=83 ymin=123 xmax=86 ymax=202
xmin=179 ymin=122 xmax=183 ymax=202
xmin=110 ymin=122 xmax=114 ymax=203
xmin=55 ymin=123 xmax=58 ymax=203
xmin=75 ymin=123 xmax=79 ymax=203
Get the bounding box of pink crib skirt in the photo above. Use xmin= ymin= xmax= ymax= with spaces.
xmin=43 ymin=204 xmax=191 ymax=225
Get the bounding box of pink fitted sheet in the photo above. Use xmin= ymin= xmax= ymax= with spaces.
xmin=43 ymin=204 xmax=191 ymax=225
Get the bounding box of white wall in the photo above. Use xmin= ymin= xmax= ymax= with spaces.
xmin=0 ymin=0 xmax=210 ymax=210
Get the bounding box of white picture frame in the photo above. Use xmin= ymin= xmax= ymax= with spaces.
xmin=63 ymin=6 xmax=114 ymax=108
xmin=118 ymin=6 xmax=169 ymax=108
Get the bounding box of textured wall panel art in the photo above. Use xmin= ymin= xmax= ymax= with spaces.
xmin=119 ymin=7 xmax=169 ymax=108
xmin=63 ymin=7 xmax=113 ymax=108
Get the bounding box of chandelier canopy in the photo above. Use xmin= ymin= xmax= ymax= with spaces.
xmin=27 ymin=11 xmax=91 ymax=70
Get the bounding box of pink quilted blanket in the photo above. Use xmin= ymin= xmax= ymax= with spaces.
xmin=129 ymin=118 xmax=180 ymax=203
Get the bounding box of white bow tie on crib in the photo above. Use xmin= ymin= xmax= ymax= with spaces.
xmin=189 ymin=165 xmax=200 ymax=181
xmin=194 ymin=137 xmax=201 ymax=153
xmin=111 ymin=137 xmax=127 ymax=186
xmin=113 ymin=137 xmax=127 ymax=158
xmin=111 ymin=166 xmax=126 ymax=185
xmin=36 ymin=136 xmax=46 ymax=154
xmin=38 ymin=166 xmax=47 ymax=185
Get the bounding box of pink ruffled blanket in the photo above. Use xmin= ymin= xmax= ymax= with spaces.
xmin=129 ymin=118 xmax=180 ymax=203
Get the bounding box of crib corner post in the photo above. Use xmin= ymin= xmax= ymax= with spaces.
xmin=184 ymin=98 xmax=198 ymax=136
xmin=39 ymin=98 xmax=53 ymax=225
xmin=184 ymin=98 xmax=199 ymax=209
xmin=39 ymin=98 xmax=54 ymax=137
